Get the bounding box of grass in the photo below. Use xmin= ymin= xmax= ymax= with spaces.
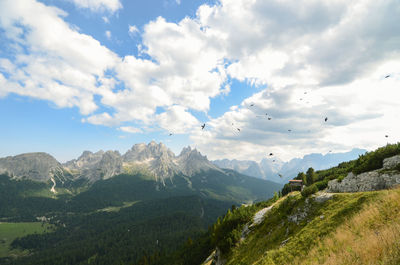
xmin=297 ymin=188 xmax=400 ymax=265
xmin=96 ymin=201 xmax=139 ymax=212
xmin=0 ymin=222 xmax=54 ymax=258
xmin=223 ymin=190 xmax=380 ymax=265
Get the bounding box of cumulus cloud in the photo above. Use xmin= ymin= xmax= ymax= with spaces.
xmin=119 ymin=126 xmax=143 ymax=134
xmin=0 ymin=0 xmax=119 ymax=115
xmin=192 ymin=64 xmax=400 ymax=161
xmin=156 ymin=105 xmax=200 ymax=134
xmin=69 ymin=0 xmax=122 ymax=13
xmin=0 ymin=0 xmax=399 ymax=161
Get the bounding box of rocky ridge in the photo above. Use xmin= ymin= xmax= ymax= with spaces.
xmin=0 ymin=142 xmax=221 ymax=184
xmin=0 ymin=152 xmax=65 ymax=182
xmin=327 ymin=155 xmax=400 ymax=193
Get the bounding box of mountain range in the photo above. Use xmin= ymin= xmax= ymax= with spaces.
xmin=213 ymin=148 xmax=366 ymax=183
xmin=0 ymin=141 xmax=223 ymax=185
xmin=0 ymin=141 xmax=282 ymax=264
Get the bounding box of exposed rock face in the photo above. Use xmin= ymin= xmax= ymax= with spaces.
xmin=64 ymin=150 xmax=122 ymax=182
xmin=122 ymin=141 xmax=180 ymax=182
xmin=0 ymin=142 xmax=230 ymax=184
xmin=0 ymin=152 xmax=63 ymax=182
xmin=64 ymin=150 xmax=105 ymax=170
xmin=383 ymin=155 xmax=400 ymax=170
xmin=327 ymin=156 xmax=400 ymax=193
xmin=177 ymin=146 xmax=221 ymax=176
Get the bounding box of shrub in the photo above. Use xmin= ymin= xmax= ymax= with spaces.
xmin=301 ymin=184 xmax=318 ymax=197
xmin=352 ymin=143 xmax=400 ymax=175
xmin=337 ymin=175 xmax=346 ymax=183
xmin=314 ymin=179 xmax=329 ymax=190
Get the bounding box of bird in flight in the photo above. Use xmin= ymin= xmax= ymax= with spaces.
xmin=201 ymin=123 xmax=205 ymax=130
xmin=385 ymin=135 xmax=389 ymax=138
xmin=288 ymin=129 xmax=292 ymax=132
xmin=304 ymin=92 xmax=307 ymax=94
xmin=268 ymin=117 xmax=272 ymax=120
xmin=237 ymin=128 xmax=241 ymax=132
xmin=250 ymin=104 xmax=254 ymax=107
xmin=169 ymin=133 xmax=173 ymax=136
xmin=278 ymin=174 xmax=283 ymax=178
xmin=269 ymin=153 xmax=273 ymax=156
xmin=272 ymin=159 xmax=276 ymax=162
xmin=385 ymin=75 xmax=390 ymax=78
xmin=324 ymin=117 xmax=328 ymax=122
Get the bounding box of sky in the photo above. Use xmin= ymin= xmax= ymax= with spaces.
xmin=0 ymin=0 xmax=399 ymax=163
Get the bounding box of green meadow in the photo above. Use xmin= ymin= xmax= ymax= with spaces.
xmin=0 ymin=222 xmax=53 ymax=258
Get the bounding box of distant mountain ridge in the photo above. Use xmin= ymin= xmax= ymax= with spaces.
xmin=0 ymin=142 xmax=223 ymax=185
xmin=213 ymin=148 xmax=367 ymax=183
xmin=0 ymin=152 xmax=65 ymax=182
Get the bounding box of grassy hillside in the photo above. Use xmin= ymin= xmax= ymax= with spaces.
xmin=218 ymin=187 xmax=400 ymax=265
xmin=167 ymin=143 xmax=400 ymax=265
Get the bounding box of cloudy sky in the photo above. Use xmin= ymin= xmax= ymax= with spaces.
xmin=0 ymin=0 xmax=399 ymax=162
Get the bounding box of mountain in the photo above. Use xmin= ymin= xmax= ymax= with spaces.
xmin=64 ymin=150 xmax=123 ymax=182
xmin=62 ymin=141 xmax=222 ymax=184
xmin=213 ymin=148 xmax=367 ymax=183
xmin=0 ymin=142 xmax=283 ymax=265
xmin=0 ymin=152 xmax=66 ymax=182
xmin=167 ymin=143 xmax=400 ymax=265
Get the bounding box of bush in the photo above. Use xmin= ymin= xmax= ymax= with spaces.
xmin=352 ymin=143 xmax=400 ymax=175
xmin=314 ymin=179 xmax=329 ymax=190
xmin=337 ymin=175 xmax=346 ymax=183
xmin=301 ymin=184 xmax=318 ymax=197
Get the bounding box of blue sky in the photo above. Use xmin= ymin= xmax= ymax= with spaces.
xmin=0 ymin=0 xmax=399 ymax=162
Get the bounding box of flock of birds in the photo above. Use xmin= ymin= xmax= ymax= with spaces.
xmin=168 ymin=74 xmax=393 ymax=179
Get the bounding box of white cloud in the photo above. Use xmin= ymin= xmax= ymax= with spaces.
xmin=118 ymin=126 xmax=143 ymax=134
xmin=1 ymin=0 xmax=399 ymax=161
xmin=156 ymin=105 xmax=199 ymax=134
xmin=105 ymin=30 xmax=111 ymax=39
xmin=176 ymin=0 xmax=181 ymax=5
xmin=128 ymin=25 xmax=139 ymax=35
xmin=69 ymin=0 xmax=122 ymax=13
xmin=102 ymin=16 xmax=110 ymax=23
xmin=0 ymin=0 xmax=119 ymax=115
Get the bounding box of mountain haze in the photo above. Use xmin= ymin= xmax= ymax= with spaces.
xmin=213 ymin=148 xmax=367 ymax=183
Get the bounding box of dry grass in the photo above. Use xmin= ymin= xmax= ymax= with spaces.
xmin=300 ymin=188 xmax=400 ymax=265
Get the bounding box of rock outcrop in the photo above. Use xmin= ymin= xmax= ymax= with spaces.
xmin=64 ymin=150 xmax=123 ymax=182
xmin=0 ymin=152 xmax=64 ymax=182
xmin=0 ymin=142 xmax=229 ymax=184
xmin=327 ymin=155 xmax=400 ymax=193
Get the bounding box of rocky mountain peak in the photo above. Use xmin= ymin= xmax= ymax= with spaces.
xmin=123 ymin=141 xmax=175 ymax=163
xmin=0 ymin=152 xmax=63 ymax=181
xmin=177 ymin=146 xmax=220 ymax=176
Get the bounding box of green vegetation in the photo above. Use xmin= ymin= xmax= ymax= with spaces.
xmin=282 ymin=143 xmax=400 ymax=197
xmin=352 ymin=143 xmax=400 ymax=175
xmin=168 ymin=143 xmax=400 ymax=265
xmin=222 ymin=190 xmax=380 ymax=265
xmin=0 ymin=222 xmax=53 ymax=258
xmin=96 ymin=201 xmax=139 ymax=212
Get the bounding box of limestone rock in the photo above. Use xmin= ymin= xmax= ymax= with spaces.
xmin=327 ymin=158 xmax=400 ymax=193
xmin=383 ymin=155 xmax=400 ymax=170
xmin=0 ymin=152 xmax=64 ymax=182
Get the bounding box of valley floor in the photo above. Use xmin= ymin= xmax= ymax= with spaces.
xmin=0 ymin=222 xmax=53 ymax=258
